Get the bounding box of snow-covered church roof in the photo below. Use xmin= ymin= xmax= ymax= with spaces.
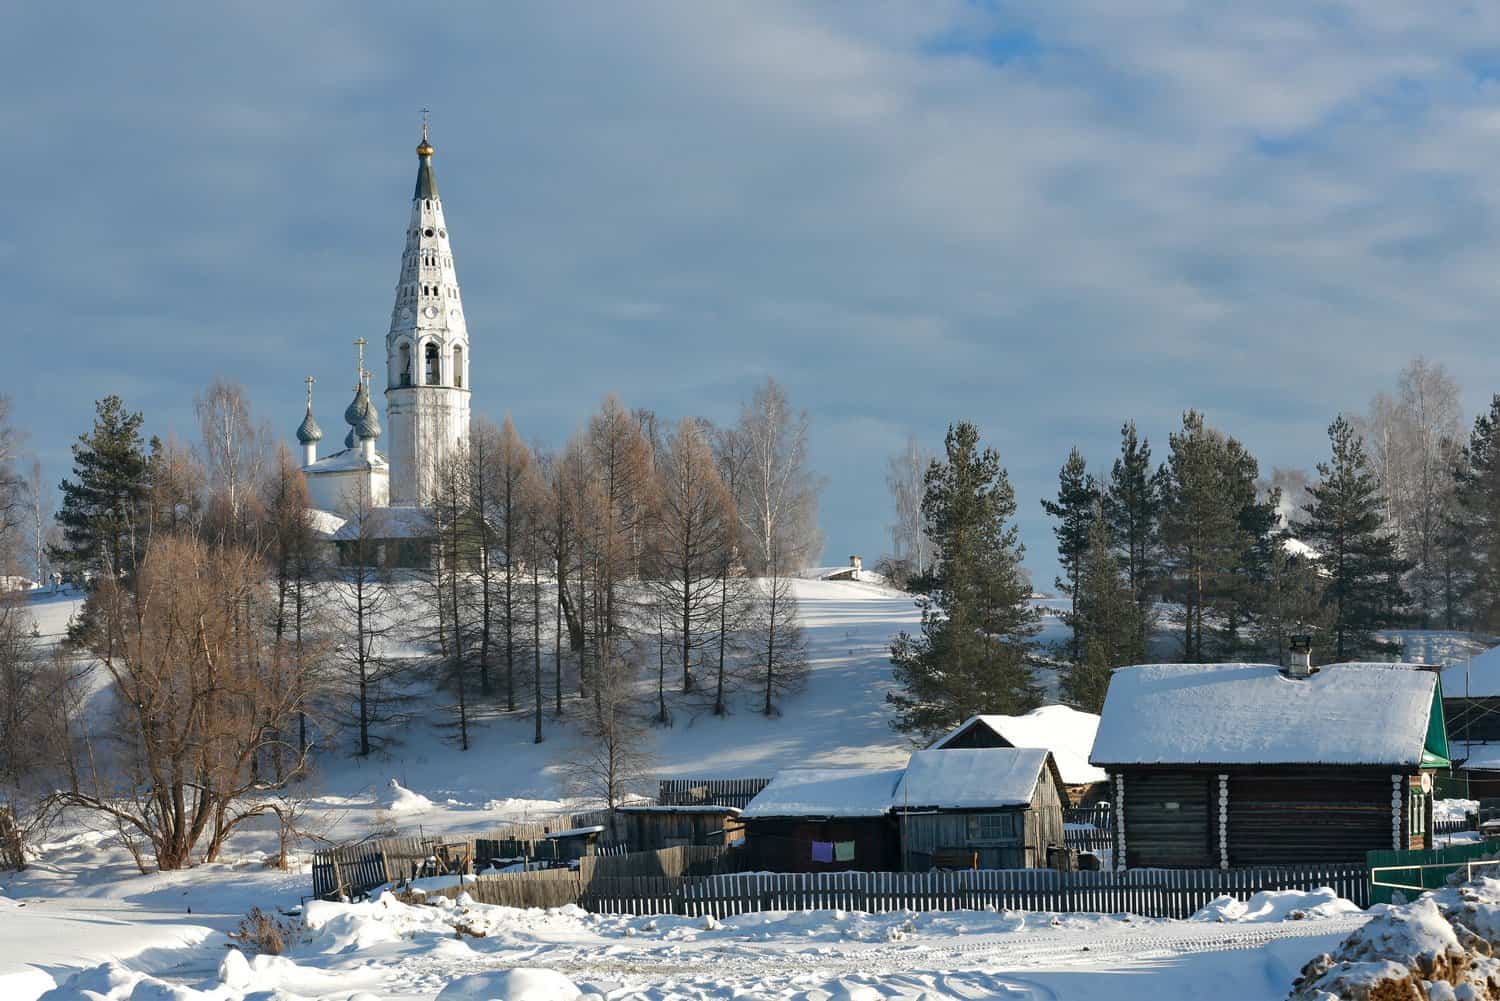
xmin=895 ymin=748 xmax=1056 ymax=810
xmin=1091 ymin=662 xmax=1448 ymax=768
xmin=930 ymin=705 xmax=1106 ymax=785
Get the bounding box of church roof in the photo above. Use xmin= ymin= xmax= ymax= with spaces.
xmin=414 ymin=127 xmax=439 ymax=200
xmin=296 ymin=407 xmax=323 ymax=444
xmin=304 ymin=447 xmax=388 ymax=474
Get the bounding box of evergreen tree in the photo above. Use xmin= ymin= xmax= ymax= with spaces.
xmin=1454 ymin=397 xmax=1500 ymax=631
xmin=1062 ymin=508 xmax=1142 ymax=713
xmin=1102 ymin=421 xmax=1162 ymax=647
xmin=1254 ymin=537 xmax=1328 ymax=665
xmin=888 ymin=421 xmax=1039 ymax=738
xmin=1159 ymin=411 xmax=1277 ymax=661
xmin=1295 ymin=415 xmax=1409 ymax=659
xmin=1040 ymin=447 xmax=1097 ymax=664
xmin=51 ymin=396 xmax=150 ymax=583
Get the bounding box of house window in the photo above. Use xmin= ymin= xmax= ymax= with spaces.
xmin=965 ymin=813 xmax=1019 ymax=845
xmin=1410 ymin=785 xmax=1427 ymax=839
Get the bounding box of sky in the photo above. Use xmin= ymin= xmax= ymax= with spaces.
xmin=8 ymin=2 xmax=1500 ymax=587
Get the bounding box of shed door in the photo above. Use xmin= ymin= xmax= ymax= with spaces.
xmin=1125 ymin=773 xmax=1212 ymax=868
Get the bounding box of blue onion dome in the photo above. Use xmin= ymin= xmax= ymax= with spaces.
xmin=296 ymin=407 xmax=323 ymax=445
xmin=355 ymin=399 xmax=382 ymax=440
xmin=344 ymin=383 xmax=370 ymax=426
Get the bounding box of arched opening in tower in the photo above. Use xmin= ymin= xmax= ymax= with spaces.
xmin=425 ymin=342 xmax=440 ymax=385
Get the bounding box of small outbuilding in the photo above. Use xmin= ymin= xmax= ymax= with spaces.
xmin=740 ymin=767 xmax=904 ymax=873
xmin=894 ymin=747 xmax=1068 ymax=870
xmin=610 ymin=804 xmax=742 ymax=851
xmin=929 ymin=705 xmax=1108 ymax=804
xmin=1091 ymin=662 xmax=1450 ymax=869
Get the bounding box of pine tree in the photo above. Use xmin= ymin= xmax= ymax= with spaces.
xmin=1102 ymin=421 xmax=1162 ymax=647
xmin=1295 ymin=415 xmax=1409 ymax=659
xmin=1040 ymin=447 xmax=1097 ymax=663
xmin=52 ymin=396 xmax=150 ymax=583
xmin=1254 ymin=538 xmax=1328 ymax=665
xmin=1159 ymin=411 xmax=1277 ymax=661
xmin=888 ymin=421 xmax=1039 ymax=738
xmin=1454 ymin=397 xmax=1500 ymax=631
xmin=1063 ymin=509 xmax=1142 ymax=712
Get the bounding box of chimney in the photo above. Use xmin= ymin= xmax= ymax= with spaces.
xmin=1286 ymin=635 xmax=1313 ymax=678
xmin=850 ymin=555 xmax=862 ymax=580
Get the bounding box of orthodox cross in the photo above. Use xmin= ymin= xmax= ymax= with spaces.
xmin=304 ymin=375 xmax=315 ymax=408
xmin=354 ymin=338 xmax=367 ymax=386
xmin=420 ymin=106 xmax=430 ymax=143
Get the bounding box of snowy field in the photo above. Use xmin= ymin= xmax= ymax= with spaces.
xmin=0 ymin=580 xmax=1476 ymax=999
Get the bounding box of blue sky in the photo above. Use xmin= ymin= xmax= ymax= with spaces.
xmin=8 ymin=2 xmax=1500 ymax=587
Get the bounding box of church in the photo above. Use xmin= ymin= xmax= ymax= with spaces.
xmin=292 ymin=123 xmax=472 ymax=565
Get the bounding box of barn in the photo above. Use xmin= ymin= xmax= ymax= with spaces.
xmin=929 ymin=705 xmax=1108 ymax=804
xmin=894 ymin=747 xmax=1068 ymax=870
xmin=1091 ymin=662 xmax=1450 ymax=869
xmin=610 ymin=804 xmax=742 ymax=851
xmin=740 ymin=767 xmax=904 ymax=873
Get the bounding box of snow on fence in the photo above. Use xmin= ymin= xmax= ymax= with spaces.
xmin=658 ymin=778 xmax=771 ymax=809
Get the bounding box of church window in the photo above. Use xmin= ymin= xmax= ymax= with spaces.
xmin=425 ymin=342 xmax=440 ymax=385
xmin=454 ymin=346 xmax=464 ymax=389
xmin=399 ymin=343 xmax=412 ymax=387
xmin=439 ymin=229 xmax=446 ymax=238
xmin=424 ymin=226 xmax=435 ymax=236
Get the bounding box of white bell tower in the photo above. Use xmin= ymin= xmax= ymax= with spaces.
xmin=384 ymin=118 xmax=471 ymax=506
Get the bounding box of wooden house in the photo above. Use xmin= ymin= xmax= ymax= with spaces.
xmin=611 ymin=805 xmax=742 ymax=851
xmin=894 ymin=747 xmax=1068 ymax=870
xmin=929 ymin=705 xmax=1108 ymax=805
xmin=740 ymin=767 xmax=904 ymax=873
xmin=1090 ymin=662 xmax=1451 ymax=869
xmin=541 ymin=824 xmax=605 ymax=864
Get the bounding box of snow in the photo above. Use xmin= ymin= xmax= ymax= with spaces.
xmin=894 ymin=747 xmax=1050 ymax=810
xmin=741 ymin=767 xmax=905 ymax=819
xmin=1190 ymin=888 xmax=1363 ymax=923
xmin=1437 ymin=799 xmax=1479 ymax=822
xmin=436 ymin=968 xmax=585 ymax=1001
xmin=1443 ymin=642 xmax=1500 ymax=698
xmin=931 ymin=705 xmax=1107 ymax=785
xmin=614 ymin=805 xmax=741 ymax=815
xmin=545 ymin=825 xmax=606 ymax=839
xmin=331 ymin=504 xmax=429 ymax=540
xmin=382 ymin=778 xmax=435 ymax=815
xmin=1092 ymin=662 xmax=1441 ymax=766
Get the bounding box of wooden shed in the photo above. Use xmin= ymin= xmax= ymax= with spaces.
xmin=1091 ymin=662 xmax=1451 ymax=869
xmin=611 ymin=805 xmax=742 ymax=851
xmin=929 ymin=705 xmax=1108 ymax=805
xmin=740 ymin=767 xmax=903 ymax=873
xmin=894 ymin=747 xmax=1068 ymax=870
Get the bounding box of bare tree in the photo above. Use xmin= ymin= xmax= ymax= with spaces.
xmin=27 ymin=460 xmax=49 ymax=585
xmin=749 ymin=571 xmax=808 ymax=716
xmin=736 ymin=378 xmax=822 ymax=575
xmin=885 ymin=435 xmax=935 ymax=585
xmin=329 ymin=485 xmax=405 ymax=757
xmin=492 ymin=416 xmax=534 ymax=711
xmin=60 ymin=534 xmax=311 ymax=870
xmin=559 ymin=639 xmax=653 ymax=810
xmin=649 ymin=418 xmax=735 ymax=702
xmin=194 ymin=378 xmax=271 ymax=541
xmin=428 ymin=441 xmax=478 ymax=750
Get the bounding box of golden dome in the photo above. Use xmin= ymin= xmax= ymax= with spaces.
xmin=416 ymin=121 xmax=434 ymax=157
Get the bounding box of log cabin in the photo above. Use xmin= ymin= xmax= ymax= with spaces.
xmin=929 ymin=705 xmax=1108 ymax=805
xmin=1090 ymin=661 xmax=1450 ymax=869
xmin=740 ymin=767 xmax=904 ymax=873
xmin=894 ymin=747 xmax=1068 ymax=870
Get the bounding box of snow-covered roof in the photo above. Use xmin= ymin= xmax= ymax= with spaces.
xmin=305 ymin=447 xmax=389 ymax=474
xmin=616 ymin=804 xmax=742 ymax=815
xmin=931 ymin=706 xmax=1106 ymax=785
xmin=1091 ymin=662 xmax=1447 ymax=767
xmin=740 ymin=767 xmax=904 ymax=819
xmin=895 ymin=748 xmax=1052 ymax=810
xmin=305 ymin=508 xmax=348 ymax=539
xmin=544 ymin=825 xmax=605 ymax=839
xmin=1442 ymin=644 xmax=1500 ymax=699
xmin=331 ymin=505 xmax=430 ymax=541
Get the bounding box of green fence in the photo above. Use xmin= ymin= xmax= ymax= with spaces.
xmin=1433 ymin=772 xmax=1471 ymax=801
xmin=1367 ymin=838 xmax=1500 ymax=905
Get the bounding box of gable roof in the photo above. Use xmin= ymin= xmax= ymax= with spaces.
xmin=895 ymin=747 xmax=1058 ymax=810
xmin=931 ymin=706 xmax=1106 ymax=785
xmin=1090 ymin=662 xmax=1449 ymax=768
xmin=740 ymin=767 xmax=904 ymax=820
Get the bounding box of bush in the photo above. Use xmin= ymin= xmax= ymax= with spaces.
xmin=231 ymin=907 xmax=296 ymax=956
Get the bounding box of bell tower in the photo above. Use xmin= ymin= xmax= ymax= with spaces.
xmin=384 ymin=117 xmax=471 ymax=506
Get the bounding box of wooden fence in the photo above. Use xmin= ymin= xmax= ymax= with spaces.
xmin=410 ymin=858 xmax=1367 ymax=919
xmin=658 ymin=778 xmax=770 ymax=809
xmin=1435 ymin=818 xmax=1476 ymax=837
xmin=312 ymin=822 xmax=554 ymax=900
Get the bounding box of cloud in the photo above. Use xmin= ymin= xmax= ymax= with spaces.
xmin=7 ymin=2 xmax=1500 ymax=585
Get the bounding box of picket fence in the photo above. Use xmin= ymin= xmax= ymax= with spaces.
xmin=416 ymin=860 xmax=1367 ymax=919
